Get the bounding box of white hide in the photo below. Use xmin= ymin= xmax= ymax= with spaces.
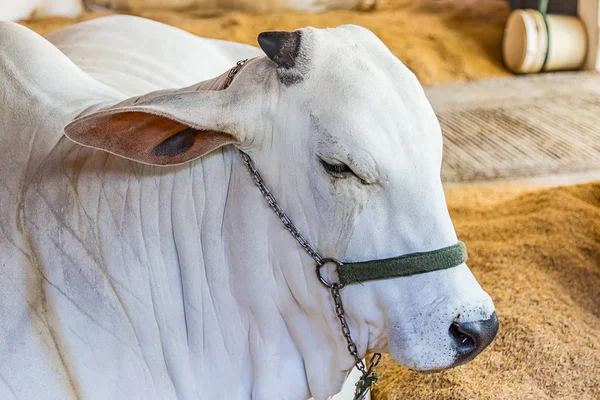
xmin=0 ymin=15 xmax=495 ymax=400
xmin=0 ymin=0 xmax=83 ymax=21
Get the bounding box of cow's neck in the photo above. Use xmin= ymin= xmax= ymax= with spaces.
xmin=168 ymin=146 xmax=353 ymax=400
xmin=159 ymin=68 xmax=356 ymax=399
xmin=24 ymin=83 xmax=356 ymax=400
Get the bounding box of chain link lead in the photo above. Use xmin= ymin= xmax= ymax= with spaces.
xmin=239 ymin=151 xmax=324 ymax=265
xmin=332 ymin=284 xmax=381 ymax=400
xmin=232 ymin=61 xmax=380 ymax=400
xmin=224 ymin=59 xmax=248 ymax=89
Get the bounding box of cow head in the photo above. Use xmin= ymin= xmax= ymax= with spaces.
xmin=248 ymin=25 xmax=498 ymax=371
xmin=65 ymin=25 xmax=497 ymax=398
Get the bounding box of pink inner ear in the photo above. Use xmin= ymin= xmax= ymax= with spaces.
xmin=66 ymin=111 xmax=235 ymax=166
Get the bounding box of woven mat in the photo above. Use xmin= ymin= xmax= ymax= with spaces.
xmin=425 ymin=72 xmax=600 ymax=183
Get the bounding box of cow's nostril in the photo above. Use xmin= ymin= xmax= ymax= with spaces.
xmin=448 ymin=311 xmax=499 ymax=367
xmin=449 ymin=320 xmax=477 ymax=353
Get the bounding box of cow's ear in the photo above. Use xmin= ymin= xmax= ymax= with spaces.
xmin=65 ymin=90 xmax=244 ymax=166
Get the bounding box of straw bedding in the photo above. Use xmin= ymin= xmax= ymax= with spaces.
xmin=17 ymin=1 xmax=600 ymax=399
xmin=374 ymin=183 xmax=600 ymax=399
xmin=19 ymin=0 xmax=511 ymax=85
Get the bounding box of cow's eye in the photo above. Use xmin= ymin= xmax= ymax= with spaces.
xmin=319 ymin=157 xmax=366 ymax=183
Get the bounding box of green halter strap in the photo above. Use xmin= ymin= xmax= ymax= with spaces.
xmin=337 ymin=241 xmax=468 ymax=286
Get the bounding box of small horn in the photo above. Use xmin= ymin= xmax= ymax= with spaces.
xmin=257 ymin=31 xmax=302 ymax=69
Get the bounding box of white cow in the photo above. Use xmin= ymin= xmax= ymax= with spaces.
xmin=0 ymin=16 xmax=497 ymax=400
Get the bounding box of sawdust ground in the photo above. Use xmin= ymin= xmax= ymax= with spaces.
xmin=17 ymin=2 xmax=600 ymax=399
xmin=18 ymin=0 xmax=511 ymax=85
xmin=374 ymin=183 xmax=600 ymax=399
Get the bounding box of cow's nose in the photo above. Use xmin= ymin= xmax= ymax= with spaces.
xmin=449 ymin=312 xmax=498 ymax=366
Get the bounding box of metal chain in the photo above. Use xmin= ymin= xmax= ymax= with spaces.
xmin=332 ymin=284 xmax=382 ymax=399
xmin=229 ymin=59 xmax=380 ymax=400
xmin=331 ymin=284 xmax=365 ymax=373
xmin=239 ymin=151 xmax=381 ymax=399
xmin=224 ymin=59 xmax=249 ymax=89
xmin=227 ymin=60 xmax=323 ymax=265
xmin=239 ymin=152 xmax=324 ymax=265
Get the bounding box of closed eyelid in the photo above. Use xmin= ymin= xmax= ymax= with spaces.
xmin=312 ymin=129 xmax=381 ymax=183
xmin=317 ymin=153 xmax=378 ymax=185
xmin=346 ymin=154 xmax=380 ymax=184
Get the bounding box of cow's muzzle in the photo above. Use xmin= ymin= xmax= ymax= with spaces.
xmin=449 ymin=311 xmax=499 ymax=366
